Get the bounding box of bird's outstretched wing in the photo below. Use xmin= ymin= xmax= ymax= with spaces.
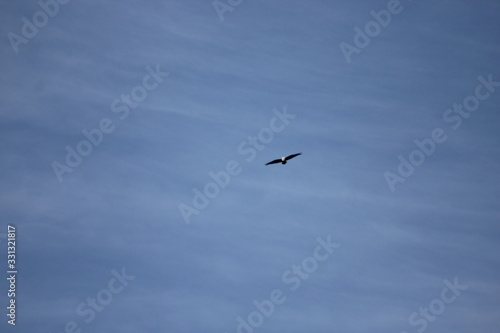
xmin=285 ymin=153 xmax=302 ymax=161
xmin=265 ymin=159 xmax=282 ymax=165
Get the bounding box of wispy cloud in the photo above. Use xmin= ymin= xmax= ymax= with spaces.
xmin=0 ymin=1 xmax=499 ymax=332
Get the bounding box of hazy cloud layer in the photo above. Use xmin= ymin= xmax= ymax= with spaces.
xmin=1 ymin=0 xmax=499 ymax=332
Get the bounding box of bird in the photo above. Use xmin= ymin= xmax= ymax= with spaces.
xmin=265 ymin=153 xmax=302 ymax=165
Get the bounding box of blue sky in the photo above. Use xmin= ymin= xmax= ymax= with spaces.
xmin=1 ymin=0 xmax=499 ymax=332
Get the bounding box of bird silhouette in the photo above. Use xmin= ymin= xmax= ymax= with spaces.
xmin=265 ymin=153 xmax=302 ymax=165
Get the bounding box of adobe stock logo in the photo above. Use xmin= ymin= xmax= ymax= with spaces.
xmin=7 ymin=0 xmax=71 ymax=54
xmin=339 ymin=0 xmax=405 ymax=64
xmin=179 ymin=105 xmax=295 ymax=224
xmin=51 ymin=64 xmax=168 ymax=183
xmin=51 ymin=267 xmax=135 ymax=333
xmin=229 ymin=234 xmax=340 ymax=333
xmin=384 ymin=73 xmax=499 ymax=192
xmin=212 ymin=0 xmax=244 ymax=22
xmin=401 ymin=277 xmax=466 ymax=333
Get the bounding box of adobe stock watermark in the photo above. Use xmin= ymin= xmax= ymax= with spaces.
xmin=229 ymin=234 xmax=340 ymax=333
xmin=213 ymin=0 xmax=244 ymax=22
xmin=339 ymin=0 xmax=405 ymax=64
xmin=178 ymin=105 xmax=296 ymax=224
xmin=401 ymin=277 xmax=466 ymax=333
xmin=384 ymin=73 xmax=500 ymax=192
xmin=51 ymin=267 xmax=135 ymax=333
xmin=7 ymin=0 xmax=71 ymax=54
xmin=51 ymin=64 xmax=169 ymax=183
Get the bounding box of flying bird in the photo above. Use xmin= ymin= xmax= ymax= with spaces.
xmin=265 ymin=153 xmax=302 ymax=165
